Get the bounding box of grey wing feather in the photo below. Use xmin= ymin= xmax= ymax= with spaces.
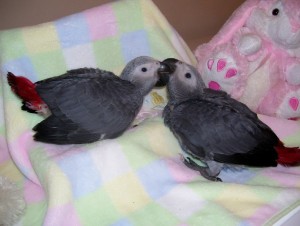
xmin=35 ymin=69 xmax=142 ymax=143
xmin=56 ymin=77 xmax=141 ymax=135
xmin=165 ymin=95 xmax=278 ymax=164
xmin=33 ymin=115 xmax=101 ymax=144
xmin=36 ymin=68 xmax=109 ymax=84
xmin=202 ymin=89 xmax=258 ymax=119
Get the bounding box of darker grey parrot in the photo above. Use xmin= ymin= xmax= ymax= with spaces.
xmin=7 ymin=56 xmax=171 ymax=144
xmin=160 ymin=58 xmax=300 ymax=181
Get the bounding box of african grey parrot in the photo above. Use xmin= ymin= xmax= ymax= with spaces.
xmin=7 ymin=56 xmax=170 ymax=144
xmin=160 ymin=58 xmax=300 ymax=181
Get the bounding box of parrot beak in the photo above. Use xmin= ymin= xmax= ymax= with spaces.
xmin=155 ymin=61 xmax=172 ymax=87
xmin=155 ymin=58 xmax=179 ymax=87
xmin=161 ymin=58 xmax=179 ymax=74
xmin=162 ymin=58 xmax=179 ymax=70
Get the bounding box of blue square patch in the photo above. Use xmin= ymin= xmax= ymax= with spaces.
xmin=111 ymin=218 xmax=133 ymax=226
xmin=2 ymin=56 xmax=38 ymax=82
xmin=58 ymin=151 xmax=102 ymax=198
xmin=55 ymin=14 xmax=91 ymax=49
xmin=121 ymin=30 xmax=150 ymax=62
xmin=137 ymin=160 xmax=176 ymax=199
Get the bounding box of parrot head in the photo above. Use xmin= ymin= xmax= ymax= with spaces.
xmin=120 ymin=56 xmax=171 ymax=96
xmin=159 ymin=58 xmax=206 ymax=101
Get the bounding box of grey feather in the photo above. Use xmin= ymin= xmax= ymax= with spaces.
xmin=161 ymin=59 xmax=280 ymax=181
xmin=33 ymin=56 xmax=168 ymax=144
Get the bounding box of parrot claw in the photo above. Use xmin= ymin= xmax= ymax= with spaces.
xmin=198 ymin=168 xmax=222 ymax=182
xmin=214 ymin=177 xmax=223 ymax=182
xmin=183 ymin=157 xmax=222 ymax=182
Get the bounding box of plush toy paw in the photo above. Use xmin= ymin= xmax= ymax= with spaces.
xmin=278 ymin=91 xmax=300 ymax=119
xmin=199 ymin=42 xmax=250 ymax=100
xmin=203 ymin=54 xmax=239 ymax=94
xmin=0 ymin=176 xmax=26 ymax=226
xmin=259 ymin=83 xmax=300 ymax=119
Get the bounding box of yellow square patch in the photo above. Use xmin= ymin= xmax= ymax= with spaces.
xmin=215 ymin=184 xmax=263 ymax=218
xmin=45 ymin=164 xmax=73 ymax=207
xmin=5 ymin=99 xmax=36 ymax=141
xmin=105 ymin=172 xmax=151 ymax=214
xmin=0 ymin=160 xmax=24 ymax=182
xmin=22 ymin=23 xmax=60 ymax=54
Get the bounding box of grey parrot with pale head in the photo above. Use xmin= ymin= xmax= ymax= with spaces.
xmin=160 ymin=58 xmax=300 ymax=181
xmin=7 ymin=56 xmax=171 ymax=144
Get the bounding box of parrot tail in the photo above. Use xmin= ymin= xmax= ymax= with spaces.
xmin=7 ymin=72 xmax=47 ymax=114
xmin=276 ymin=141 xmax=300 ymax=166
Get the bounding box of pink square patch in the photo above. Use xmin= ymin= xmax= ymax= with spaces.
xmin=44 ymin=203 xmax=82 ymax=226
xmin=84 ymin=5 xmax=118 ymax=40
xmin=24 ymin=180 xmax=45 ymax=203
xmin=165 ymin=157 xmax=199 ymax=183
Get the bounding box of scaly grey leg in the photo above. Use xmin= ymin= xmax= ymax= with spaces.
xmin=183 ymin=157 xmax=222 ymax=182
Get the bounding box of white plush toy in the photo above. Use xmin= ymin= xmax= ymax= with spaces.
xmin=195 ymin=0 xmax=300 ymax=119
xmin=0 ymin=176 xmax=25 ymax=226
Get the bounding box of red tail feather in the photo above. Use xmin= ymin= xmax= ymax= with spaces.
xmin=276 ymin=141 xmax=300 ymax=166
xmin=7 ymin=72 xmax=45 ymax=111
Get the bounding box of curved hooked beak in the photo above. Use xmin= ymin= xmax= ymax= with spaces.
xmin=155 ymin=58 xmax=179 ymax=87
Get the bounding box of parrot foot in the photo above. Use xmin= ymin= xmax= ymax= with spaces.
xmin=183 ymin=157 xmax=222 ymax=182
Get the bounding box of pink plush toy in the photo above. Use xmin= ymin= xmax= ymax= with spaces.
xmin=195 ymin=0 xmax=300 ymax=119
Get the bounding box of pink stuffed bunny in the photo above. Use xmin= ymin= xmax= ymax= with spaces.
xmin=195 ymin=0 xmax=300 ymax=119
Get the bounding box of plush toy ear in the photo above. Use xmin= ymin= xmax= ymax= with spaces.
xmin=194 ymin=0 xmax=261 ymax=80
xmin=207 ymin=0 xmax=260 ymax=47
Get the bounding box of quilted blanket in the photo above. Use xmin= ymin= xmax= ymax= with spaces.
xmin=0 ymin=0 xmax=300 ymax=225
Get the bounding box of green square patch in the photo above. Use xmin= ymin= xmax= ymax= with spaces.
xmin=22 ymin=201 xmax=47 ymax=226
xmin=112 ymin=0 xmax=144 ymax=33
xmin=249 ymin=172 xmax=281 ymax=189
xmin=188 ymin=181 xmax=228 ymax=200
xmin=75 ymin=188 xmax=121 ymax=226
xmin=93 ymin=38 xmax=124 ymax=72
xmin=251 ymin=183 xmax=280 ymax=203
xmin=188 ymin=202 xmax=239 ymax=225
xmin=129 ymin=202 xmax=179 ymax=226
xmin=118 ymin=128 xmax=158 ymax=170
xmin=29 ymin=147 xmax=51 ymax=185
xmin=147 ymin=27 xmax=177 ymax=59
xmin=31 ymin=50 xmax=67 ymax=79
xmin=0 ymin=84 xmax=3 ymax=135
xmin=0 ymin=29 xmax=27 ymax=62
xmin=0 ymin=125 xmax=5 ymax=135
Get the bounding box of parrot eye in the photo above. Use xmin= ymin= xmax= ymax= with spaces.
xmin=141 ymin=67 xmax=148 ymax=72
xmin=272 ymin=8 xmax=279 ymax=16
xmin=185 ymin=73 xmax=192 ymax=79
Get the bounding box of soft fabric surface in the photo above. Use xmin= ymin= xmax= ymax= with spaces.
xmin=0 ymin=0 xmax=300 ymax=225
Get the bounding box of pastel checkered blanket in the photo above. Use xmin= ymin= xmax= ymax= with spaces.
xmin=0 ymin=0 xmax=300 ymax=225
